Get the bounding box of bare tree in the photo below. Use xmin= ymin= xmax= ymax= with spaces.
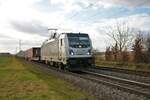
xmin=146 ymin=36 xmax=150 ymax=62
xmin=105 ymin=47 xmax=113 ymax=61
xmin=111 ymin=43 xmax=119 ymax=61
xmin=122 ymin=47 xmax=129 ymax=62
xmin=132 ymin=33 xmax=144 ymax=63
xmin=146 ymin=35 xmax=150 ymax=59
xmin=144 ymin=34 xmax=150 ymax=62
xmin=106 ymin=21 xmax=134 ymax=52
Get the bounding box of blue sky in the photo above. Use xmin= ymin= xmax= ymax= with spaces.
xmin=0 ymin=0 xmax=150 ymax=53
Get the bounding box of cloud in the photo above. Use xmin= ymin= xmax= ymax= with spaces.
xmin=0 ymin=34 xmax=13 ymax=39
xmin=67 ymin=13 xmax=150 ymax=50
xmin=0 ymin=38 xmax=18 ymax=53
xmin=0 ymin=38 xmax=41 ymax=53
xmin=127 ymin=14 xmax=150 ymax=30
xmin=0 ymin=0 xmax=6 ymax=6
xmin=48 ymin=0 xmax=100 ymax=13
xmin=0 ymin=0 xmax=150 ymax=54
xmin=100 ymin=0 xmax=150 ymax=8
xmin=10 ymin=20 xmax=48 ymax=36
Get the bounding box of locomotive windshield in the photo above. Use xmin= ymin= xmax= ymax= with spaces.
xmin=67 ymin=34 xmax=91 ymax=48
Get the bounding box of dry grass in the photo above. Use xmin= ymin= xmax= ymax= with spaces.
xmin=95 ymin=59 xmax=150 ymax=71
xmin=0 ymin=56 xmax=95 ymax=100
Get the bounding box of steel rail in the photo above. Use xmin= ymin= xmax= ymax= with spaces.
xmin=29 ymin=61 xmax=150 ymax=98
xmin=81 ymin=70 xmax=150 ymax=98
xmin=83 ymin=70 xmax=150 ymax=89
xmin=94 ymin=66 xmax=150 ymax=77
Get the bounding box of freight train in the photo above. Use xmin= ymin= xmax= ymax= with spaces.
xmin=16 ymin=33 xmax=93 ymax=71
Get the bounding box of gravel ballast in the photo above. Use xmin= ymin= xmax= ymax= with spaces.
xmin=33 ymin=63 xmax=149 ymax=100
xmin=89 ymin=68 xmax=150 ymax=84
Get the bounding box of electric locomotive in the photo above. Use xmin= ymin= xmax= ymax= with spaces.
xmin=41 ymin=33 xmax=93 ymax=71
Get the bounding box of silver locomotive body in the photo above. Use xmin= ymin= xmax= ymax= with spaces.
xmin=41 ymin=33 xmax=93 ymax=71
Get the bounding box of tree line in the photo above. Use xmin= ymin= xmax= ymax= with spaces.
xmin=105 ymin=21 xmax=150 ymax=63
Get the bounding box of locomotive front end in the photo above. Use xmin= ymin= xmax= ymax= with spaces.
xmin=66 ymin=33 xmax=93 ymax=71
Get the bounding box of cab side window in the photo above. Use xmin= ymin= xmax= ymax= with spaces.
xmin=61 ymin=39 xmax=63 ymax=46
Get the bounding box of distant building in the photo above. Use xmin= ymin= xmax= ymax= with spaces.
xmin=0 ymin=52 xmax=11 ymax=56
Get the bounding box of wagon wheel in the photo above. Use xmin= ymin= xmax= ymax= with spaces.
xmin=64 ymin=64 xmax=69 ymax=72
xmin=58 ymin=63 xmax=62 ymax=70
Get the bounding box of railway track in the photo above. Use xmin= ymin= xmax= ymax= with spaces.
xmin=56 ymin=68 xmax=150 ymax=98
xmin=57 ymin=68 xmax=150 ymax=98
xmin=81 ymin=70 xmax=150 ymax=98
xmin=88 ymin=66 xmax=150 ymax=84
xmin=29 ymin=61 xmax=150 ymax=98
xmin=94 ymin=66 xmax=150 ymax=77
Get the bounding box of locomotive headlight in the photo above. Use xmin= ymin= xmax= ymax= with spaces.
xmin=87 ymin=50 xmax=91 ymax=55
xmin=69 ymin=50 xmax=74 ymax=55
xmin=87 ymin=52 xmax=90 ymax=55
xmin=71 ymin=51 xmax=74 ymax=55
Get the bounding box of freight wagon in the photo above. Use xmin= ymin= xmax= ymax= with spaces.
xmin=25 ymin=47 xmax=41 ymax=61
xmin=16 ymin=50 xmax=25 ymax=58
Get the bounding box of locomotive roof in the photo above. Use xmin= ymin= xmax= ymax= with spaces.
xmin=62 ymin=32 xmax=88 ymax=35
xmin=42 ymin=33 xmax=89 ymax=44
